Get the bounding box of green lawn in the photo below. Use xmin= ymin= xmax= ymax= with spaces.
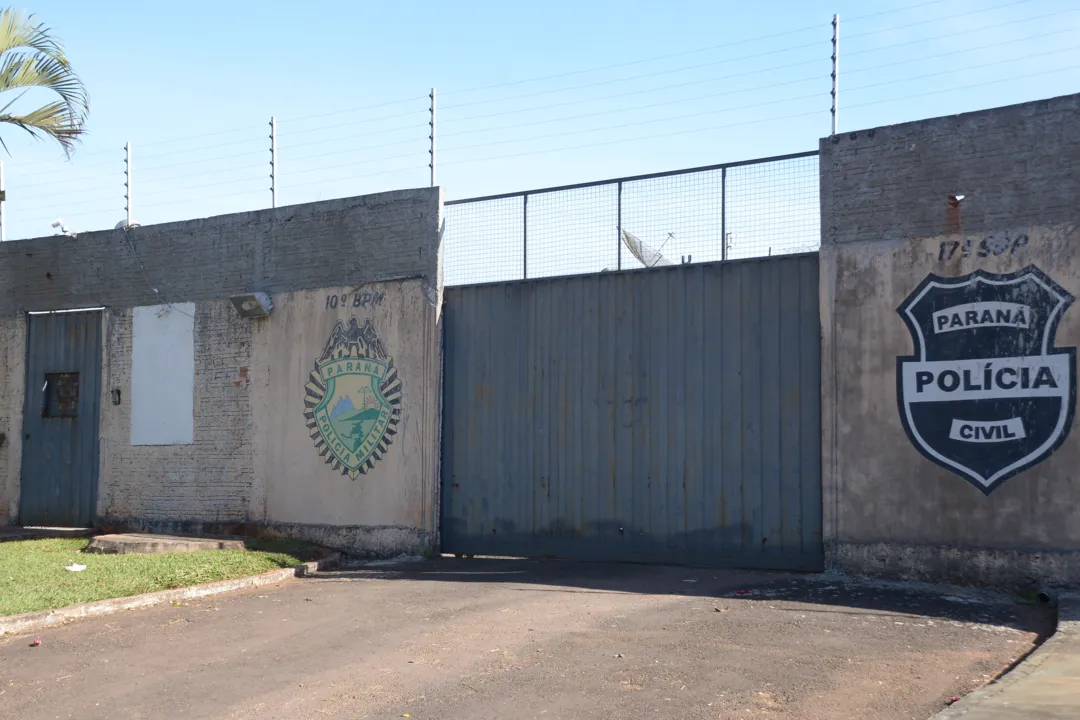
xmin=0 ymin=537 xmax=318 ymax=617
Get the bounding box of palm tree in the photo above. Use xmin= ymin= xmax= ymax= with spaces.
xmin=0 ymin=8 xmax=87 ymax=155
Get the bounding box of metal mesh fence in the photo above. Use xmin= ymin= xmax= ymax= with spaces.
xmin=443 ymin=151 xmax=819 ymax=286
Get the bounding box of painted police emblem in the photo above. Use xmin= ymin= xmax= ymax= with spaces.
xmin=304 ymin=318 xmax=402 ymax=478
xmin=897 ymin=265 xmax=1076 ymax=494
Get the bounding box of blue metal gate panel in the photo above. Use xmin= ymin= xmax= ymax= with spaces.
xmin=441 ymin=255 xmax=822 ymax=570
xmin=20 ymin=311 xmax=102 ymax=527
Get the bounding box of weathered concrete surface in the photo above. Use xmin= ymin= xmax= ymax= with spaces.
xmin=821 ymin=93 xmax=1080 ymax=246
xmin=0 ymin=188 xmax=443 ymax=535
xmin=0 ymin=189 xmax=442 ymax=314
xmin=0 ymin=553 xmax=341 ymax=638
xmin=934 ymin=594 xmax=1080 ymax=719
xmin=0 ymin=559 xmax=1053 ymax=720
xmin=819 ymin=94 xmax=1080 ymax=587
xmin=94 ymin=280 xmax=442 ymax=557
xmin=97 ymin=301 xmax=257 ymax=524
xmin=91 ymin=520 xmax=433 ymax=559
xmin=252 ymin=279 xmax=441 ymax=547
xmin=0 ymin=527 xmax=93 ymax=542
xmin=85 ymin=533 xmax=247 ymax=554
xmin=0 ymin=316 xmax=24 ymax=527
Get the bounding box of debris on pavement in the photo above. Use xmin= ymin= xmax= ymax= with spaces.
xmin=29 ymin=638 xmax=40 ymax=647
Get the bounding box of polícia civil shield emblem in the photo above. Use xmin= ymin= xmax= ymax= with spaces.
xmin=304 ymin=318 xmax=402 ymax=478
xmin=896 ymin=265 xmax=1075 ymax=494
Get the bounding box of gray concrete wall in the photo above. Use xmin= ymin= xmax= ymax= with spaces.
xmin=820 ymin=93 xmax=1080 ymax=588
xmin=0 ymin=189 xmax=441 ymax=314
xmin=0 ymin=189 xmax=443 ymax=557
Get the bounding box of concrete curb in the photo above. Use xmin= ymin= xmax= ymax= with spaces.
xmin=931 ymin=593 xmax=1080 ymax=718
xmin=0 ymin=552 xmax=341 ymax=638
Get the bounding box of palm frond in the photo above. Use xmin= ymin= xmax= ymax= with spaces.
xmin=0 ymin=101 xmax=82 ymax=153
xmin=0 ymin=8 xmax=87 ymax=155
xmin=0 ymin=9 xmax=66 ymax=63
xmin=0 ymin=52 xmax=88 ymax=121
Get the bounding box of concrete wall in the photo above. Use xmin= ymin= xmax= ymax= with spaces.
xmin=820 ymin=93 xmax=1080 ymax=587
xmin=0 ymin=189 xmax=443 ymax=557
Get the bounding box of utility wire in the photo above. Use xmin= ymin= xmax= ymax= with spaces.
xmin=139 ymin=135 xmax=265 ymax=161
xmin=439 ymin=25 xmax=1078 ymax=136
xmin=440 ymin=46 xmax=1075 ymax=154
xmin=138 ymin=161 xmax=266 ymax=186
xmin=440 ymin=62 xmax=1080 ymax=169
xmin=439 ymin=57 xmax=824 ymax=126
xmin=845 ymin=5 xmax=1077 ymax=58
xmin=439 ymin=41 xmax=822 ymax=111
xmin=140 ymin=188 xmax=266 ymax=210
xmin=438 ymin=0 xmax=949 ymax=97
xmin=440 ymin=75 xmax=822 ymax=140
xmin=278 ymin=95 xmax=428 ymax=124
xmin=280 ymin=123 xmax=428 ymax=151
xmin=139 ymin=173 xmax=266 ymax=198
xmin=139 ymin=149 xmax=266 ymax=173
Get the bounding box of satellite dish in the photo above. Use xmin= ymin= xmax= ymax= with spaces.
xmin=620 ymin=229 xmax=674 ymax=268
xmin=115 ymin=219 xmax=140 ymax=230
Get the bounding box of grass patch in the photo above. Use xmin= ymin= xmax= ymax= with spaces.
xmin=0 ymin=537 xmax=319 ymax=617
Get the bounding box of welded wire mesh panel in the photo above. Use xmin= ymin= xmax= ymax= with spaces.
xmin=525 ymin=184 xmax=619 ymax=279
xmin=725 ymin=154 xmax=819 ymax=260
xmin=443 ymin=197 xmax=525 ymax=286
xmin=443 ymin=152 xmax=820 ymax=286
xmin=621 ymin=169 xmax=724 ymax=268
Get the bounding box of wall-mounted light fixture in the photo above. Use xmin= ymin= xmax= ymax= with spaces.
xmin=229 ymin=292 xmax=273 ymax=319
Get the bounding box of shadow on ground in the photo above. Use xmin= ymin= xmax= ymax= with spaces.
xmin=315 ymin=555 xmax=1057 ymax=637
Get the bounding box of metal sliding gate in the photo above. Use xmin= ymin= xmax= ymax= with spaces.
xmin=440 ymin=254 xmax=823 ymax=570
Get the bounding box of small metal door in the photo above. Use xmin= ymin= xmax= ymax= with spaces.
xmin=20 ymin=311 xmax=102 ymax=527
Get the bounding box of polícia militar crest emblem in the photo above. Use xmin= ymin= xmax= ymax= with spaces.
xmin=305 ymin=318 xmax=402 ymax=479
xmin=897 ymin=265 xmax=1076 ymax=494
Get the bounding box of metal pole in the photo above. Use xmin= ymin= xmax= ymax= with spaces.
xmin=831 ymin=14 xmax=839 ymax=135
xmin=522 ymin=194 xmax=528 ymax=280
xmin=269 ymin=116 xmax=277 ymax=208
xmin=720 ymin=166 xmax=727 ymax=261
xmin=616 ymin=181 xmax=623 ymax=271
xmin=0 ymin=160 xmax=6 ymax=242
xmin=429 ymin=88 xmax=437 ymax=187
xmin=124 ymin=141 xmax=132 ymax=226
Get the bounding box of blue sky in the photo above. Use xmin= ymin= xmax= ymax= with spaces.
xmin=2 ymin=0 xmax=1078 ymax=244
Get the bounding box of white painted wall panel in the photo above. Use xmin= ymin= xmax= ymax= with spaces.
xmin=130 ymin=303 xmax=195 ymax=445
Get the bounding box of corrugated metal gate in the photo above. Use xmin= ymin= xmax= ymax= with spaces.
xmin=440 ymin=254 xmax=822 ymax=570
xmin=20 ymin=311 xmax=102 ymax=527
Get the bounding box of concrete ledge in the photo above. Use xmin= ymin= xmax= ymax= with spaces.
xmin=0 ymin=527 xmax=95 ymax=543
xmin=932 ymin=593 xmax=1080 ymax=718
xmin=831 ymin=541 xmax=1080 ymax=589
xmin=0 ymin=552 xmax=340 ymax=638
xmin=97 ymin=518 xmax=434 ymax=559
xmin=86 ymin=533 xmax=247 ymax=554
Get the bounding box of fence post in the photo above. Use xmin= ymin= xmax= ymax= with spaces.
xmin=617 ymin=180 xmax=623 ymax=271
xmin=429 ymin=88 xmax=437 ymax=187
xmin=522 ymin=194 xmax=528 ymax=280
xmin=831 ymin=14 xmax=840 ymax=135
xmin=124 ymin=142 xmax=132 ymax=226
xmin=269 ymin=116 xmax=278 ymax=208
xmin=721 ymin=166 xmax=727 ymax=261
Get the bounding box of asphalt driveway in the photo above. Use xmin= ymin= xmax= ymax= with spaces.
xmin=0 ymin=558 xmax=1054 ymax=720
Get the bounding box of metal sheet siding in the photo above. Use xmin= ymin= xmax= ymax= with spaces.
xmin=441 ymin=255 xmax=822 ymax=570
xmin=20 ymin=311 xmax=102 ymax=527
